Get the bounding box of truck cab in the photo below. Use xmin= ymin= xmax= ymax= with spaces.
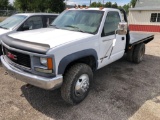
xmin=0 ymin=8 xmax=154 ymax=105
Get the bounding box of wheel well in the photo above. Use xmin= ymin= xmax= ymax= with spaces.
xmin=64 ymin=56 xmax=97 ymax=74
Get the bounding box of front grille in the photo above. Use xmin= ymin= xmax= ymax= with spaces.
xmin=3 ymin=46 xmax=31 ymax=68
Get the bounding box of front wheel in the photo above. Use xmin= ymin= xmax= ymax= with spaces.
xmin=61 ymin=63 xmax=93 ymax=105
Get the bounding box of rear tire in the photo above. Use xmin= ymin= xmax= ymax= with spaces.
xmin=133 ymin=43 xmax=145 ymax=64
xmin=61 ymin=63 xmax=93 ymax=105
xmin=126 ymin=46 xmax=134 ymax=62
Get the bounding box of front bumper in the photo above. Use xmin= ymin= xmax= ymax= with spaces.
xmin=1 ymin=55 xmax=63 ymax=90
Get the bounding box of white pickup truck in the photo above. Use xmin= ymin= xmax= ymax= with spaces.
xmin=1 ymin=8 xmax=154 ymax=105
xmin=0 ymin=13 xmax=58 ymax=55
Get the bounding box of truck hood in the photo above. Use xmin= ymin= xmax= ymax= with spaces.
xmin=8 ymin=28 xmax=94 ymax=48
xmin=0 ymin=28 xmax=10 ymax=35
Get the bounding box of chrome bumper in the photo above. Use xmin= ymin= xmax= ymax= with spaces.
xmin=1 ymin=55 xmax=63 ymax=90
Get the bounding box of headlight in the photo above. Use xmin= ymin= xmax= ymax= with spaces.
xmin=40 ymin=57 xmax=47 ymax=66
xmin=38 ymin=57 xmax=53 ymax=72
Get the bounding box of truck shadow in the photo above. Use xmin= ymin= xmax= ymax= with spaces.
xmin=21 ymin=54 xmax=160 ymax=120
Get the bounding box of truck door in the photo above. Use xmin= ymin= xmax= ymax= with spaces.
xmin=99 ymin=11 xmax=126 ymax=68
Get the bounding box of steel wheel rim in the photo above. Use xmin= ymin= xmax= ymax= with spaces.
xmin=75 ymin=74 xmax=90 ymax=97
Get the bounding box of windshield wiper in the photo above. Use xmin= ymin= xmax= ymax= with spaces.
xmin=50 ymin=25 xmax=59 ymax=29
xmin=64 ymin=25 xmax=85 ymax=33
xmin=0 ymin=26 xmax=8 ymax=29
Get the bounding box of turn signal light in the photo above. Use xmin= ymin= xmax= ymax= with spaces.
xmin=47 ymin=58 xmax=53 ymax=70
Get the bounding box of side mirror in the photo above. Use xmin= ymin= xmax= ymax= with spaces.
xmin=117 ymin=22 xmax=128 ymax=35
xmin=22 ymin=25 xmax=30 ymax=31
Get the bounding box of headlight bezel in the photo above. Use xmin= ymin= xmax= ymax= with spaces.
xmin=34 ymin=56 xmax=54 ymax=74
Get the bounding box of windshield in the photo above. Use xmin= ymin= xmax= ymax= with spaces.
xmin=51 ymin=10 xmax=104 ymax=34
xmin=0 ymin=15 xmax=27 ymax=29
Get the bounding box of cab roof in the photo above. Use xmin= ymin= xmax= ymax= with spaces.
xmin=14 ymin=13 xmax=59 ymax=17
xmin=68 ymin=8 xmax=119 ymax=12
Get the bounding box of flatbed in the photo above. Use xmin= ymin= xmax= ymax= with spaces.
xmin=129 ymin=32 xmax=154 ymax=46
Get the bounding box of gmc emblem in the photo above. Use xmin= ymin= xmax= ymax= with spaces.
xmin=7 ymin=52 xmax=17 ymax=60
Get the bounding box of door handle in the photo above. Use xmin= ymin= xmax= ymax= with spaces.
xmin=122 ymin=37 xmax=125 ymax=40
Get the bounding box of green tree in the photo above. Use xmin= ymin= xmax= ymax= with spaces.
xmin=123 ymin=3 xmax=130 ymax=14
xmin=14 ymin=0 xmax=65 ymax=13
xmin=14 ymin=0 xmax=28 ymax=11
xmin=130 ymin=0 xmax=137 ymax=8
xmin=48 ymin=0 xmax=65 ymax=13
xmin=112 ymin=2 xmax=118 ymax=8
xmin=8 ymin=4 xmax=15 ymax=10
xmin=90 ymin=2 xmax=97 ymax=7
xmin=0 ymin=0 xmax=9 ymax=9
xmin=90 ymin=2 xmax=102 ymax=7
xmin=105 ymin=2 xmax=112 ymax=8
xmin=82 ymin=4 xmax=86 ymax=7
xmin=97 ymin=2 xmax=102 ymax=7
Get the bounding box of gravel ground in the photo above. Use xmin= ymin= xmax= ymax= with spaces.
xmin=0 ymin=33 xmax=160 ymax=120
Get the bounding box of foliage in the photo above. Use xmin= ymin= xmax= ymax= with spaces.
xmin=14 ymin=0 xmax=65 ymax=13
xmin=130 ymin=0 xmax=137 ymax=8
xmin=105 ymin=2 xmax=112 ymax=8
xmin=123 ymin=4 xmax=130 ymax=14
xmin=0 ymin=0 xmax=10 ymax=10
xmin=112 ymin=2 xmax=118 ymax=8
xmin=90 ymin=2 xmax=102 ymax=7
xmin=82 ymin=5 xmax=86 ymax=7
xmin=90 ymin=0 xmax=136 ymax=14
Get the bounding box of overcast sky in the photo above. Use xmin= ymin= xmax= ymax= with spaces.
xmin=9 ymin=0 xmax=130 ymax=6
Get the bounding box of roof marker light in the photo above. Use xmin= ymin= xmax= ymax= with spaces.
xmin=99 ymin=7 xmax=104 ymax=10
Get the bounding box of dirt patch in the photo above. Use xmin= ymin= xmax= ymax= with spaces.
xmin=0 ymin=17 xmax=7 ymax=22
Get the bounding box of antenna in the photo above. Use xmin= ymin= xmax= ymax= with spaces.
xmin=90 ymin=0 xmax=92 ymax=6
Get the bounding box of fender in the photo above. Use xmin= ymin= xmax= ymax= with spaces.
xmin=58 ymin=49 xmax=98 ymax=74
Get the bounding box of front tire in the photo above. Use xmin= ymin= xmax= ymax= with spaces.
xmin=61 ymin=63 xmax=93 ymax=105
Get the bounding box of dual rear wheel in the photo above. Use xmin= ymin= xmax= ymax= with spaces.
xmin=126 ymin=43 xmax=145 ymax=63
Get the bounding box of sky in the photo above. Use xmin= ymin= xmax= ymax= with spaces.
xmin=64 ymin=0 xmax=130 ymax=6
xmin=9 ymin=0 xmax=130 ymax=6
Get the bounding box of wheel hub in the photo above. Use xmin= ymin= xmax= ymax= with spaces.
xmin=75 ymin=74 xmax=89 ymax=96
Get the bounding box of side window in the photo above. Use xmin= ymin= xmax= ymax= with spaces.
xmin=103 ymin=11 xmax=121 ymax=36
xmin=23 ymin=16 xmax=43 ymax=30
xmin=44 ymin=15 xmax=57 ymax=27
